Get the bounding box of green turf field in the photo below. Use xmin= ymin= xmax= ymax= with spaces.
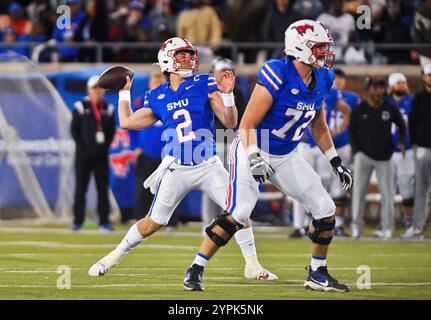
xmin=0 ymin=224 xmax=430 ymax=300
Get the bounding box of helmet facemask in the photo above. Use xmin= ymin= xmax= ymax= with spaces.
xmin=308 ymin=41 xmax=336 ymax=69
xmin=171 ymin=48 xmax=199 ymax=78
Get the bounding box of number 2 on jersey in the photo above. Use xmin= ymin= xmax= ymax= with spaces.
xmin=271 ymin=109 xmax=316 ymax=141
xmin=173 ymin=109 xmax=196 ymax=143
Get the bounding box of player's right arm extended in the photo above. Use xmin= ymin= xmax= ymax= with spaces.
xmin=118 ymin=76 xmax=158 ymax=130
xmin=240 ymin=83 xmax=275 ymax=182
xmin=239 ymin=83 xmax=273 ymax=152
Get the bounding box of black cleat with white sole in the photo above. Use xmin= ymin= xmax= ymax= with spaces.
xmin=183 ymin=264 xmax=204 ymax=291
xmin=304 ymin=266 xmax=349 ymax=292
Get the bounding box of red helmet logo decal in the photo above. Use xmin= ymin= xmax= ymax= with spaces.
xmin=294 ymin=24 xmax=314 ymax=36
xmin=161 ymin=39 xmax=174 ymax=50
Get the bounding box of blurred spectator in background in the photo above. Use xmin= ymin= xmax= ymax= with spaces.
xmin=150 ymin=0 xmax=178 ymax=41
xmin=317 ymin=0 xmax=356 ymax=62
xmin=0 ymin=26 xmax=29 ymax=56
xmin=413 ymin=0 xmax=431 ymax=67
xmin=123 ymin=0 xmax=148 ymax=42
xmin=375 ymin=0 xmax=412 ymax=64
xmin=293 ymin=0 xmax=324 ymax=20
xmin=26 ymin=0 xmax=55 ymax=39
xmin=71 ymin=76 xmax=116 ymax=232
xmin=350 ymin=77 xmax=406 ymax=240
xmin=224 ymin=0 xmax=266 ymax=63
xmin=405 ymin=64 xmax=431 ymax=239
xmin=9 ymin=2 xmax=31 ymax=36
xmin=177 ymin=0 xmax=222 ymax=55
xmin=385 ymin=73 xmax=415 ymax=231
xmin=0 ymin=14 xmax=12 ymax=32
xmin=52 ymin=0 xmax=85 ymax=62
xmin=75 ymin=0 xmax=109 ymax=62
xmin=262 ymin=0 xmax=301 ymax=43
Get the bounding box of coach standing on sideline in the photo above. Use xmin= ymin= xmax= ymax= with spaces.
xmin=406 ymin=64 xmax=431 ymax=239
xmin=71 ymin=75 xmax=116 ymax=231
xmin=349 ymin=77 xmax=406 ymax=239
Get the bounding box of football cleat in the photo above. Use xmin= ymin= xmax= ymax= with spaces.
xmin=334 ymin=226 xmax=349 ymax=238
xmin=304 ymin=266 xmax=349 ymax=292
xmin=289 ymin=228 xmax=306 ymax=238
xmin=373 ymin=229 xmax=392 ymax=240
xmin=244 ymin=265 xmax=279 ymax=280
xmin=99 ymin=223 xmax=114 ymax=232
xmin=400 ymin=226 xmax=424 ymax=240
xmin=183 ymin=264 xmax=204 ymax=291
xmin=351 ymin=225 xmax=361 ymax=239
xmin=71 ymin=224 xmax=82 ymax=232
xmin=88 ymin=249 xmax=124 ymax=277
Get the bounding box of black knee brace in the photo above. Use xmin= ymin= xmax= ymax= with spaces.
xmin=402 ymin=198 xmax=414 ymax=208
xmin=307 ymin=216 xmax=336 ymax=245
xmin=205 ymin=212 xmax=243 ymax=246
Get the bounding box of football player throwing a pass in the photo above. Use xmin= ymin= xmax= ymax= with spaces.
xmin=88 ymin=37 xmax=277 ymax=284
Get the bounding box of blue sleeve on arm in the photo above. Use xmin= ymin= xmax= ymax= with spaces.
xmin=206 ymin=74 xmax=219 ymax=94
xmin=256 ymin=60 xmax=284 ymax=100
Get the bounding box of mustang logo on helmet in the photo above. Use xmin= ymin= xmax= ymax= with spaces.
xmin=160 ymin=39 xmax=174 ymax=51
xmin=293 ymin=24 xmax=314 ymax=36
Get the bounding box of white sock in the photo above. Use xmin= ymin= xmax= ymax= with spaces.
xmin=192 ymin=253 xmax=209 ymax=268
xmin=311 ymin=255 xmax=327 ymax=271
xmin=335 ymin=216 xmax=344 ymax=228
xmin=235 ymin=227 xmax=257 ymax=258
xmin=116 ymin=223 xmax=145 ymax=254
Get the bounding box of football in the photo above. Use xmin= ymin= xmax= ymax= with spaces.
xmin=97 ymin=65 xmax=134 ymax=90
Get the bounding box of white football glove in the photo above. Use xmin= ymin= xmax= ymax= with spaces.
xmin=249 ymin=152 xmax=275 ymax=183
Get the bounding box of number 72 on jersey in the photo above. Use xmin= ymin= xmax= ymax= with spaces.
xmin=271 ymin=109 xmax=316 ymax=141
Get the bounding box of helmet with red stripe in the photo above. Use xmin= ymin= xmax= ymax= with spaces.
xmin=284 ymin=19 xmax=335 ymax=69
xmin=157 ymin=37 xmax=199 ymax=78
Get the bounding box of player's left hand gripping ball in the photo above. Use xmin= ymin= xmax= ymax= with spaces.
xmin=330 ymin=156 xmax=353 ymax=191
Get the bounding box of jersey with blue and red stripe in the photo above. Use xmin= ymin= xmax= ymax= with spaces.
xmin=326 ymin=89 xmax=361 ymax=148
xmin=385 ymin=94 xmax=413 ymax=151
xmin=256 ymin=58 xmax=335 ymax=155
xmin=144 ymin=73 xmax=219 ymax=165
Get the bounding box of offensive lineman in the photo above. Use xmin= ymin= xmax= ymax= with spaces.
xmin=183 ymin=20 xmax=353 ymax=292
xmin=88 ymin=37 xmax=277 ymax=281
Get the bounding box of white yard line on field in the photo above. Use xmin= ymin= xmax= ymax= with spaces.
xmin=1 ymin=282 xmax=431 ymax=289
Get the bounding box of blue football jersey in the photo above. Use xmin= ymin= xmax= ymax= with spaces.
xmin=326 ymin=89 xmax=361 ymax=148
xmin=143 ymin=73 xmax=219 ymax=165
xmin=256 ymin=58 xmax=335 ymax=155
xmin=385 ymin=94 xmax=413 ymax=151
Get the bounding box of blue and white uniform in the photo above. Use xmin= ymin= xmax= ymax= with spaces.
xmin=142 ymin=74 xmax=229 ymax=225
xmin=226 ymin=58 xmax=337 ymax=225
xmin=387 ymin=94 xmax=415 ymax=200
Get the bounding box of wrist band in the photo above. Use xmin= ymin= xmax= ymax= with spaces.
xmin=324 ymin=146 xmax=338 ymax=162
xmin=247 ymin=144 xmax=260 ymax=157
xmin=119 ymin=90 xmax=131 ymax=103
xmin=222 ymin=92 xmax=235 ymax=107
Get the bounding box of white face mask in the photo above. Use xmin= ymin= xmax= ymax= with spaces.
xmin=175 ymin=69 xmax=194 ymax=78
